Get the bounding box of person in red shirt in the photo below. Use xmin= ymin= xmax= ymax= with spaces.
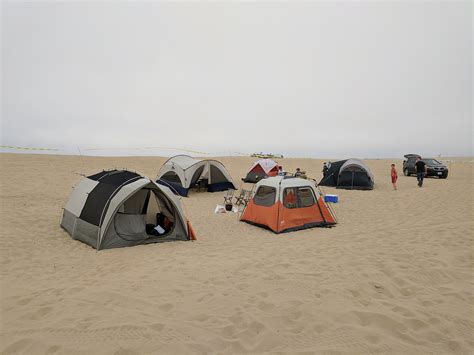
xmin=391 ymin=164 xmax=398 ymax=190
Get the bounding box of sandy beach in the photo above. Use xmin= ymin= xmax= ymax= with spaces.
xmin=0 ymin=153 xmax=473 ymax=354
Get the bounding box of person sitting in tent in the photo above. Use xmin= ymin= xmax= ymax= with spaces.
xmin=277 ymin=166 xmax=286 ymax=176
xmin=322 ymin=162 xmax=329 ymax=177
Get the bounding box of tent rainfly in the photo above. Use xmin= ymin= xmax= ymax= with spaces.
xmin=243 ymin=158 xmax=279 ymax=183
xmin=60 ymin=169 xmax=196 ymax=250
xmin=156 ymin=155 xmax=235 ymax=197
xmin=319 ymin=158 xmax=374 ymax=190
xmin=240 ymin=176 xmax=337 ymax=233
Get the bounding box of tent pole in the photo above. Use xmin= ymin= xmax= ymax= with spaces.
xmin=276 ymin=178 xmax=282 ymax=233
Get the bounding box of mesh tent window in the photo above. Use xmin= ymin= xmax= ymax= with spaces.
xmin=284 ymin=187 xmax=315 ymax=209
xmin=161 ymin=171 xmax=183 ymax=186
xmin=254 ymin=186 xmax=276 ymax=207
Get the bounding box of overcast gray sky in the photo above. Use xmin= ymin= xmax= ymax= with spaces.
xmin=1 ymin=1 xmax=472 ymax=157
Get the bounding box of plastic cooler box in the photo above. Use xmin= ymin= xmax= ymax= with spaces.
xmin=324 ymin=194 xmax=338 ymax=203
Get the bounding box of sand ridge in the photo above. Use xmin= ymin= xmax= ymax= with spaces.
xmin=0 ymin=153 xmax=473 ymax=354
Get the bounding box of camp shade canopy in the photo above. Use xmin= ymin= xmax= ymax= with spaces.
xmin=319 ymin=158 xmax=375 ymax=190
xmin=243 ymin=158 xmax=279 ymax=183
xmin=240 ymin=176 xmax=336 ymax=233
xmin=157 ymin=155 xmax=236 ymax=197
xmin=60 ymin=170 xmax=196 ymax=250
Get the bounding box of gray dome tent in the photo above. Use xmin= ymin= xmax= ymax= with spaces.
xmin=157 ymin=155 xmax=235 ymax=197
xmin=60 ymin=170 xmax=196 ymax=250
xmin=319 ymin=158 xmax=374 ymax=190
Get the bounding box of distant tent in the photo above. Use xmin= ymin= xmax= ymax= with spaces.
xmin=240 ymin=176 xmax=336 ymax=233
xmin=319 ymin=159 xmax=374 ymax=190
xmin=60 ymin=170 xmax=196 ymax=250
xmin=243 ymin=158 xmax=279 ymax=183
xmin=157 ymin=155 xmax=235 ymax=197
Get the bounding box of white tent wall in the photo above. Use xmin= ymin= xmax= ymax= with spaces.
xmin=64 ymin=178 xmax=99 ymax=217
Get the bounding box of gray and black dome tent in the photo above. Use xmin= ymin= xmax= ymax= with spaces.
xmin=60 ymin=170 xmax=196 ymax=250
xmin=319 ymin=159 xmax=374 ymax=190
xmin=157 ymin=155 xmax=236 ymax=197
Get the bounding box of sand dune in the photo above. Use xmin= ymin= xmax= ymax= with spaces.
xmin=0 ymin=153 xmax=473 ymax=354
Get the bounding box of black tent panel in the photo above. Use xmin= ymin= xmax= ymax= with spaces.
xmin=80 ymin=170 xmax=142 ymax=226
xmin=98 ymin=171 xmax=141 ymax=185
xmin=318 ymin=160 xmax=347 ymax=187
xmin=87 ymin=170 xmax=141 ymax=185
xmin=79 ymin=183 xmax=118 ymax=226
xmin=88 ymin=170 xmax=113 ymax=181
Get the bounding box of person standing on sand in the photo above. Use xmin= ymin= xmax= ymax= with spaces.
xmin=415 ymin=157 xmax=427 ymax=187
xmin=391 ymin=164 xmax=398 ymax=190
xmin=322 ymin=162 xmax=329 ymax=177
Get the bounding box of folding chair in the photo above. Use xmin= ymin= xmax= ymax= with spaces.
xmin=223 ymin=189 xmax=234 ymax=205
xmin=234 ymin=189 xmax=246 ymax=206
xmin=235 ymin=189 xmax=252 ymax=206
xmin=242 ymin=189 xmax=252 ymax=206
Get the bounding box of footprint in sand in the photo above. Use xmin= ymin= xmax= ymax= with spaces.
xmin=21 ymin=306 xmax=53 ymax=320
xmin=2 ymin=338 xmax=35 ymax=354
xmin=405 ymin=318 xmax=429 ymax=331
xmin=257 ymin=301 xmax=275 ymax=312
xmin=149 ymin=323 xmax=165 ymax=331
xmin=17 ymin=297 xmax=33 ymax=306
xmin=45 ymin=345 xmax=61 ymax=354
xmin=158 ymin=303 xmax=174 ymax=312
xmin=390 ymin=305 xmax=416 ymax=317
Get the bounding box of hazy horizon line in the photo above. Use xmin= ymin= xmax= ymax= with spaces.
xmin=1 ymin=149 xmax=473 ymax=161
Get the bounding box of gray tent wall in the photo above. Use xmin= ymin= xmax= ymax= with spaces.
xmin=157 ymin=155 xmax=236 ymax=196
xmin=60 ymin=170 xmax=191 ymax=250
xmin=337 ymin=159 xmax=374 ymax=190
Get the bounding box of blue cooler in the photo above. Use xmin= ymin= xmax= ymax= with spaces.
xmin=324 ymin=194 xmax=338 ymax=203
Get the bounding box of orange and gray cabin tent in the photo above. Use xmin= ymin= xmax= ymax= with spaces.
xmin=60 ymin=169 xmax=196 ymax=250
xmin=243 ymin=158 xmax=279 ymax=183
xmin=156 ymin=155 xmax=236 ymax=197
xmin=240 ymin=176 xmax=336 ymax=233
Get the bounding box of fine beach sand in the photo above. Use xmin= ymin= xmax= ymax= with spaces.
xmin=0 ymin=153 xmax=473 ymax=354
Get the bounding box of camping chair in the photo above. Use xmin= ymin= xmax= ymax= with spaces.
xmin=242 ymin=189 xmax=252 ymax=206
xmin=223 ymin=189 xmax=234 ymax=205
xmin=234 ymin=189 xmax=245 ymax=206
xmin=235 ymin=189 xmax=252 ymax=206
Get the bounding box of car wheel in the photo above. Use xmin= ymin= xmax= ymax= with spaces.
xmin=404 ymin=168 xmax=409 ymax=176
xmin=441 ymin=173 xmax=448 ymax=179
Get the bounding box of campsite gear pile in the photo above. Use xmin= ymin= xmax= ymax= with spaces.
xmin=219 ymin=188 xmax=252 ymax=213
xmin=60 ymin=169 xmax=196 ymax=250
xmin=319 ymin=158 xmax=374 ymax=190
xmin=157 ymin=155 xmax=235 ymax=196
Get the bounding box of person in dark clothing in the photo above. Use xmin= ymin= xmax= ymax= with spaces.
xmin=415 ymin=157 xmax=427 ymax=187
xmin=322 ymin=162 xmax=329 ymax=177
